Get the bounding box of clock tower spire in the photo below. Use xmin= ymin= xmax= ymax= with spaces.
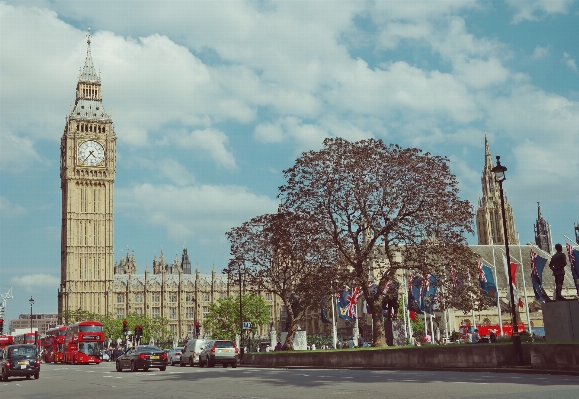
xmin=58 ymin=29 xmax=116 ymax=319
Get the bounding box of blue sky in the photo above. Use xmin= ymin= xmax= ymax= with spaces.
xmin=1 ymin=0 xmax=578 ymax=324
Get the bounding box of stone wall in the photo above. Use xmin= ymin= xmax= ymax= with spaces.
xmin=244 ymin=344 xmax=579 ymax=372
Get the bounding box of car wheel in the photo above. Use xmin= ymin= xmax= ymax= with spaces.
xmin=232 ymin=362 xmax=237 ymax=368
xmin=189 ymin=357 xmax=194 ymax=367
xmin=130 ymin=361 xmax=136 ymax=372
xmin=34 ymin=372 xmax=39 ymax=379
xmin=26 ymin=374 xmax=31 ymax=379
xmin=116 ymin=361 xmax=122 ymax=372
xmin=159 ymin=367 xmax=166 ymax=371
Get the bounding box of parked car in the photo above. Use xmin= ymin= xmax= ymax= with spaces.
xmin=0 ymin=344 xmax=40 ymax=381
xmin=168 ymin=347 xmax=184 ymax=366
xmin=198 ymin=340 xmax=238 ymax=368
xmin=115 ymin=345 xmax=167 ymax=372
xmin=179 ymin=339 xmax=210 ymax=367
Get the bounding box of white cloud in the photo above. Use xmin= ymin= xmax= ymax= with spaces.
xmin=533 ymin=45 xmax=550 ymax=59
xmin=11 ymin=274 xmax=60 ymax=293
xmin=0 ymin=132 xmax=44 ymax=172
xmin=116 ymin=183 xmax=279 ymax=242
xmin=176 ymin=128 xmax=237 ymax=169
xmin=506 ymin=0 xmax=571 ymax=24
xmin=562 ymin=52 xmax=578 ymax=72
xmin=254 ymin=122 xmax=286 ymax=143
xmin=0 ymin=196 xmax=27 ymax=217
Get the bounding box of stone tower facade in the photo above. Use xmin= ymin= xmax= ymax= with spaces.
xmin=534 ymin=202 xmax=552 ymax=254
xmin=58 ymin=30 xmax=116 ymax=317
xmin=476 ymin=136 xmax=518 ymax=246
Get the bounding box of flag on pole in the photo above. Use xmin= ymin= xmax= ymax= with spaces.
xmin=566 ymin=243 xmax=579 ymax=296
xmin=502 ymin=255 xmax=524 ymax=308
xmin=337 ymin=286 xmax=361 ymax=321
xmin=477 ymin=260 xmax=498 ymax=306
xmin=421 ymin=274 xmax=438 ymax=314
xmin=530 ymin=250 xmax=551 ymax=302
xmin=406 ymin=275 xmax=423 ymax=314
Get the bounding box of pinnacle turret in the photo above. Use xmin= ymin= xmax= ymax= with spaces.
xmin=79 ymin=28 xmax=100 ymax=83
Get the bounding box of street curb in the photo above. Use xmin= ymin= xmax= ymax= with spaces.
xmin=240 ymin=364 xmax=579 ymax=377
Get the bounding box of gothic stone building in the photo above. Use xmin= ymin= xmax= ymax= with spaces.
xmin=112 ymin=249 xmax=285 ymax=339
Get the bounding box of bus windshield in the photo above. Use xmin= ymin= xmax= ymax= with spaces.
xmin=78 ymin=342 xmax=104 ymax=355
xmin=79 ymin=325 xmax=103 ymax=333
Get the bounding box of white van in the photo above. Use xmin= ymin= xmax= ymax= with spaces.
xmin=179 ymin=339 xmax=211 ymax=367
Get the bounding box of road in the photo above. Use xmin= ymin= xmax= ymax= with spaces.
xmin=1 ymin=362 xmax=577 ymax=399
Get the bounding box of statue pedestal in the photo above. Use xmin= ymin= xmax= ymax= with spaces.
xmin=541 ymin=300 xmax=579 ymax=341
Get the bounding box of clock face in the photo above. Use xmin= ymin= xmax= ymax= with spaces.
xmin=78 ymin=140 xmax=105 ymax=166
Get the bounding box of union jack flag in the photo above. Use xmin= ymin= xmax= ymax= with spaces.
xmin=336 ymin=286 xmax=361 ymax=321
xmin=477 ymin=260 xmax=486 ymax=282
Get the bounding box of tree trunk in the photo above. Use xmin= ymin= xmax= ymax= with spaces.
xmin=370 ymin=299 xmax=387 ymax=347
xmin=282 ymin=313 xmax=303 ymax=350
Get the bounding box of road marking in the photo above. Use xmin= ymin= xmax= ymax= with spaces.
xmin=103 ymin=376 xmax=112 ymax=378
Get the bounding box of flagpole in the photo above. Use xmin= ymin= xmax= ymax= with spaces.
xmin=517 ymin=236 xmax=532 ymax=333
xmin=424 ymin=312 xmax=428 ymax=342
xmin=402 ymin=274 xmax=409 ymax=342
xmin=331 ymin=291 xmax=337 ymax=349
xmin=429 ymin=313 xmax=434 ymax=344
xmin=491 ymin=240 xmax=504 ymax=335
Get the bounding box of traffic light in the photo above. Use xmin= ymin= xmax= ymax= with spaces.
xmin=195 ymin=321 xmax=200 ymax=337
xmin=0 ymin=319 xmax=3 ymax=334
xmin=138 ymin=326 xmax=143 ymax=338
xmin=122 ymin=320 xmax=128 ymax=335
xmin=134 ymin=325 xmax=138 ymax=336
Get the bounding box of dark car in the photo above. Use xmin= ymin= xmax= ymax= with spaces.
xmin=115 ymin=345 xmax=168 ymax=372
xmin=1 ymin=344 xmax=40 ymax=381
xmin=198 ymin=340 xmax=238 ymax=368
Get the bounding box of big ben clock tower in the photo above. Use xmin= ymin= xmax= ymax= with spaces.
xmin=58 ymin=30 xmax=116 ymax=318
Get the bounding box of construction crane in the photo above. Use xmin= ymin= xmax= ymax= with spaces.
xmin=1 ymin=287 xmax=13 ymax=322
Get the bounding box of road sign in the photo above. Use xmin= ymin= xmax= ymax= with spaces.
xmin=243 ymin=322 xmax=252 ymax=330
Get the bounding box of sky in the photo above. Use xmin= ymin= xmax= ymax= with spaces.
xmin=1 ymin=0 xmax=578 ymax=325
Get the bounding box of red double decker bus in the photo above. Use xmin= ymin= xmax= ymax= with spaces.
xmin=0 ymin=335 xmax=14 ymax=351
xmin=64 ymin=320 xmax=105 ymax=364
xmin=13 ymin=332 xmax=39 ymax=345
xmin=43 ymin=326 xmax=66 ymax=363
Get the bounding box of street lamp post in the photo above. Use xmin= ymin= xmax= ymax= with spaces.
xmin=491 ymin=156 xmax=523 ymax=365
xmin=239 ymin=259 xmax=244 ymax=362
xmin=29 ymin=296 xmax=34 ymax=333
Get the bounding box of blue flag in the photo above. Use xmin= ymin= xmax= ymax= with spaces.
xmin=530 ymin=249 xmax=551 ymax=302
xmin=421 ymin=275 xmax=438 ymax=315
xmin=406 ymin=276 xmax=423 ymax=314
xmin=566 ymin=244 xmax=579 ymax=296
xmin=477 ymin=260 xmax=498 ymax=306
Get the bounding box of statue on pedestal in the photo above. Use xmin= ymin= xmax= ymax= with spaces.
xmin=549 ymin=243 xmax=568 ymax=301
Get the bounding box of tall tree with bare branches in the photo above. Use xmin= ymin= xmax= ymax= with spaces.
xmin=279 ymin=138 xmax=481 ymax=347
xmin=225 ymin=211 xmax=343 ymax=350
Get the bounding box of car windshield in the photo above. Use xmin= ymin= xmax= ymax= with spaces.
xmin=215 ymin=341 xmax=233 ymax=348
xmin=138 ymin=346 xmax=161 ymax=352
xmin=9 ymin=346 xmax=36 ymax=356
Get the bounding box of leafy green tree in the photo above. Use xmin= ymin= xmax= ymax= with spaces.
xmin=203 ymin=294 xmax=270 ymax=342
